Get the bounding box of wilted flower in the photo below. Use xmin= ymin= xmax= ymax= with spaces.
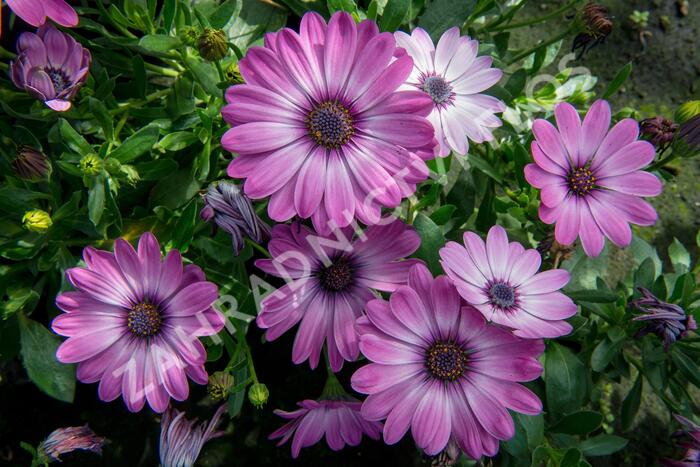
xmin=207 ymin=371 xmax=234 ymax=402
xmin=631 ymin=288 xmax=697 ymax=351
xmin=200 ymin=181 xmax=270 ymax=255
xmin=351 ymin=263 xmax=544 ymax=458
xmin=270 ymin=398 xmax=382 ymax=458
xmin=640 ymin=116 xmax=679 ymax=148
xmin=79 ymin=154 xmax=103 ymax=176
xmin=10 ymin=24 xmax=91 ymax=112
xmin=22 ymin=209 xmax=52 ymax=233
xmin=395 ymin=27 xmax=505 ymax=157
xmin=159 ymin=405 xmax=227 ymax=467
xmin=524 ymin=100 xmax=662 ymax=257
xmin=675 ymin=101 xmax=700 ymax=124
xmin=222 ymin=11 xmax=435 ymax=234
xmin=248 ymin=383 xmax=269 ymax=408
xmin=38 ymin=425 xmax=105 ymax=462
xmin=256 ymin=220 xmax=421 ymax=371
xmin=12 ymin=145 xmax=50 ymax=181
xmin=661 ymin=414 xmax=700 ymax=467
xmin=52 ymin=232 xmax=225 ymax=412
xmin=573 ymin=2 xmax=613 ymax=55
xmin=198 ymin=28 xmax=228 ymax=61
xmin=5 ymin=0 xmax=78 ymax=28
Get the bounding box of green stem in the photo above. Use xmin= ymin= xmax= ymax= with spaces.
xmin=241 ymin=334 xmax=259 ymax=384
xmin=245 ymin=238 xmax=271 ymax=258
xmin=0 ymin=46 xmax=16 ymax=59
xmin=111 ymin=88 xmax=171 ymax=116
xmin=489 ymin=0 xmax=583 ymax=32
xmin=144 ymin=62 xmax=180 ymax=77
xmin=214 ymin=60 xmax=226 ymax=82
xmin=647 ymin=153 xmax=679 ymax=171
xmin=95 ymin=0 xmax=138 ymax=39
xmin=506 ymin=28 xmax=572 ymax=65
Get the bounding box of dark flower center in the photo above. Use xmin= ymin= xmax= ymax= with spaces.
xmin=307 ymin=101 xmax=354 ymax=148
xmin=317 ymin=257 xmax=353 ymax=292
xmin=47 ymin=68 xmax=71 ymax=93
xmin=422 ymin=75 xmax=453 ymax=105
xmin=127 ymin=302 xmax=161 ymax=337
xmin=568 ymin=166 xmax=597 ymax=196
xmin=489 ymin=282 xmax=516 ymax=308
xmin=426 ymin=341 xmax=467 ymax=381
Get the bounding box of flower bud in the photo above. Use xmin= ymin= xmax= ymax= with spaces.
xmin=22 ymin=209 xmax=52 ymax=233
xmin=38 ymin=425 xmax=105 ymax=463
xmin=640 ymin=116 xmax=679 ymax=148
xmin=79 ymin=154 xmax=103 ymax=176
xmin=180 ymin=26 xmax=200 ymax=47
xmin=208 ymin=371 xmax=234 ymax=402
xmin=573 ymin=3 xmax=613 ymax=55
xmin=675 ymin=100 xmax=700 ymax=124
xmin=248 ymin=383 xmax=269 ymax=408
xmin=198 ymin=28 xmax=228 ymax=61
xmin=631 ymin=288 xmax=697 ymax=351
xmin=12 ymin=145 xmax=51 ymax=181
xmin=224 ymin=62 xmax=244 ymax=84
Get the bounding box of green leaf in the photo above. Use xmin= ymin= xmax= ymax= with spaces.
xmin=504 ymin=69 xmax=527 ymax=99
xmin=171 ymin=200 xmax=198 ymax=252
xmin=579 ymin=434 xmax=628 ymax=456
xmin=430 ymin=204 xmax=456 ymax=225
xmin=19 ymin=316 xmax=75 ymax=403
xmin=139 ymin=34 xmax=182 ymax=53
xmin=561 ymin=448 xmax=583 ymax=467
xmin=567 ymin=289 xmax=618 ymax=303
xmin=468 ymin=154 xmax=504 ymax=185
xmin=88 ymin=97 xmax=114 ymax=142
xmin=545 ymin=342 xmax=588 ymax=416
xmin=633 ymin=257 xmax=656 ymax=291
xmin=88 ymin=176 xmax=106 ymax=226
xmin=671 ymin=346 xmax=700 ymax=388
xmin=412 ymin=213 xmax=445 ymax=275
xmin=158 ymin=131 xmax=200 ymax=151
xmin=57 ymin=119 xmax=92 ymax=155
xmin=109 ymin=125 xmax=160 ymax=162
xmin=550 ymin=411 xmax=603 ymax=435
xmin=418 ymin=0 xmax=477 ymax=40
xmin=379 ymin=0 xmax=409 ymax=31
xmin=602 ymin=62 xmax=632 ymax=99
xmin=210 ymin=0 xmax=238 ymax=28
xmin=591 ymin=336 xmax=623 ymax=372
xmin=621 ymin=373 xmax=643 ymax=431
xmin=668 ymin=238 xmax=691 ymax=273
xmin=135 ymin=159 xmax=179 ymax=180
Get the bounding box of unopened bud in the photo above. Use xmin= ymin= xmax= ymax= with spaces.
xmin=79 ymin=154 xmax=103 ymax=176
xmin=12 ymin=145 xmax=51 ymax=181
xmin=208 ymin=371 xmax=234 ymax=402
xmin=22 ymin=209 xmax=52 ymax=233
xmin=248 ymin=383 xmax=269 ymax=408
xmin=224 ymin=62 xmax=244 ymax=84
xmin=198 ymin=28 xmax=228 ymax=61
xmin=675 ymin=101 xmax=700 ymax=124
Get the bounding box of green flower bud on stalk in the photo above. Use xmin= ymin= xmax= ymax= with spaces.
xmin=180 ymin=26 xmax=200 ymax=47
xmin=22 ymin=209 xmax=52 ymax=233
xmin=198 ymin=28 xmax=229 ymax=61
xmin=675 ymin=100 xmax=700 ymax=124
xmin=208 ymin=371 xmax=234 ymax=402
xmin=248 ymin=383 xmax=269 ymax=408
xmin=79 ymin=154 xmax=103 ymax=176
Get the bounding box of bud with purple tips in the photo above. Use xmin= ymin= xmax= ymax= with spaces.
xmin=661 ymin=414 xmax=700 ymax=467
xmin=38 ymin=425 xmax=105 ymax=463
xmin=10 ymin=24 xmax=91 ymax=112
xmin=200 ymin=181 xmax=270 ymax=255
xmin=12 ymin=145 xmax=51 ymax=181
xmin=159 ymin=405 xmax=227 ymax=467
xmin=631 ymin=288 xmax=697 ymax=351
xmin=640 ymin=116 xmax=679 ymax=148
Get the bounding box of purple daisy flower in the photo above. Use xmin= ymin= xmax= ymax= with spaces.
xmin=222 ymin=11 xmax=436 ymax=234
xmin=395 ymin=27 xmax=505 ymax=157
xmin=10 ymin=24 xmax=90 ymax=111
xmin=52 ymin=232 xmax=225 ymax=413
xmin=270 ymin=398 xmax=382 ymax=458
xmin=351 ymin=263 xmax=544 ymax=458
xmin=5 ymin=0 xmax=78 ymax=28
xmin=439 ymin=225 xmax=577 ymax=338
xmin=255 ymin=219 xmax=421 ymax=371
xmin=159 ymin=405 xmax=227 ymax=467
xmin=524 ymin=100 xmax=663 ymax=257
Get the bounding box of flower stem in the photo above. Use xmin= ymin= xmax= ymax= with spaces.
xmin=647 ymin=153 xmax=679 ymax=171
xmin=144 ymin=62 xmax=180 ymax=77
xmin=241 ymin=333 xmax=259 ymax=384
xmin=489 ymin=0 xmax=583 ymax=32
xmin=245 ymin=238 xmax=271 ymax=258
xmin=506 ymin=28 xmax=572 ymax=65
xmin=0 ymin=46 xmax=16 ymax=59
